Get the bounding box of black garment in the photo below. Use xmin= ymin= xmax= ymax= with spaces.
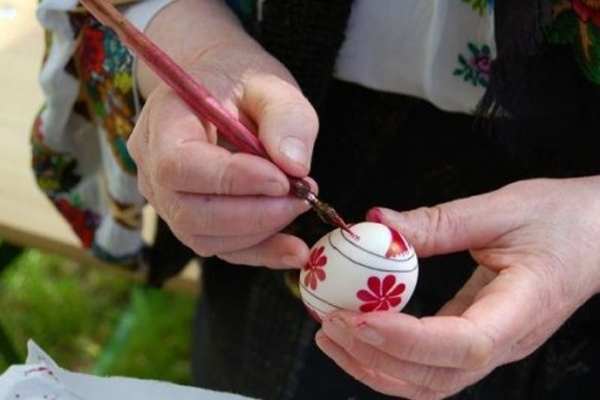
xmin=192 ymin=80 xmax=600 ymax=400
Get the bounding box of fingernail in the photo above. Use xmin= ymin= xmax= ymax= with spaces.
xmin=355 ymin=324 xmax=385 ymax=346
xmin=323 ymin=317 xmax=350 ymax=347
xmin=366 ymin=208 xmax=383 ymax=223
xmin=279 ymin=136 xmax=308 ymax=168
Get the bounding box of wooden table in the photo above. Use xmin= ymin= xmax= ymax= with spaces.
xmin=0 ymin=0 xmax=199 ymax=295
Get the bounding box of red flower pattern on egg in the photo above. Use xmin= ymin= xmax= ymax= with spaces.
xmin=385 ymin=227 xmax=410 ymax=258
xmin=357 ymin=275 xmax=406 ymax=312
xmin=303 ymin=245 xmax=327 ymax=290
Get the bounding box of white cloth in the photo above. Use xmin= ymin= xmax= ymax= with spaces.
xmin=0 ymin=341 xmax=253 ymax=400
xmin=122 ymin=0 xmax=497 ymax=114
xmin=334 ymin=0 xmax=496 ymax=113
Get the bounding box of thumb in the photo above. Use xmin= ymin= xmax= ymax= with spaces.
xmin=241 ymin=74 xmax=319 ymax=177
xmin=365 ymin=189 xmax=524 ymax=257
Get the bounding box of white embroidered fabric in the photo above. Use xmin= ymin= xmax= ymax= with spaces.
xmin=334 ymin=0 xmax=496 ymax=113
xmin=0 ymin=341 xmax=253 ymax=400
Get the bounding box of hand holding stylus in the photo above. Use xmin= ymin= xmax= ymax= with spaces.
xmin=81 ymin=0 xmax=326 ymax=268
xmin=80 ymin=0 xmax=352 ymax=234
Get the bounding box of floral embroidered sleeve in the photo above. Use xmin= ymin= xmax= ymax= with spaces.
xmin=32 ymin=0 xmax=160 ymax=268
xmin=453 ymin=42 xmax=492 ymax=87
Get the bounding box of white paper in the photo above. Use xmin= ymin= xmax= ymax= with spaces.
xmin=0 ymin=340 xmax=253 ymax=400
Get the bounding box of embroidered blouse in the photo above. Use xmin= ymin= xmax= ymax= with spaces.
xmin=334 ymin=0 xmax=495 ymax=113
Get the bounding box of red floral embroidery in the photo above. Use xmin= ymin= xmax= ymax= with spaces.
xmin=53 ymin=198 xmax=100 ymax=248
xmin=303 ymin=246 xmax=327 ymax=290
xmin=357 ymin=275 xmax=405 ymax=312
xmin=80 ymin=26 xmax=105 ymax=76
xmin=573 ymin=0 xmax=600 ymax=27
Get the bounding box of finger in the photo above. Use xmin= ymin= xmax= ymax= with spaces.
xmin=136 ymin=168 xmax=155 ymax=204
xmin=148 ymin=86 xmax=216 ymax=145
xmin=145 ymin=88 xmax=290 ymax=196
xmin=217 ymin=232 xmax=310 ymax=269
xmin=332 ymin=265 xmax=544 ymax=370
xmin=328 ymin=311 xmax=495 ymax=371
xmin=127 ymin=103 xmax=150 ymax=177
xmin=459 ymin=264 xmax=561 ymax=363
xmin=154 ymin=191 xmax=310 ymax=237
xmin=315 ymin=330 xmax=446 ymax=400
xmin=365 ymin=186 xmax=528 ymax=257
xmin=241 ymin=74 xmax=319 ymax=177
xmin=180 ymin=220 xmax=288 ymax=257
xmin=127 ymin=87 xmax=209 ymax=185
xmin=152 ymin=142 xmax=290 ymax=196
xmin=320 ymin=317 xmax=488 ymax=394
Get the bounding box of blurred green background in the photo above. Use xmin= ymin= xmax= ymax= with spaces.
xmin=0 ymin=244 xmax=196 ymax=384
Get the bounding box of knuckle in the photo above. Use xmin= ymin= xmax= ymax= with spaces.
xmin=187 ymin=236 xmax=216 ymax=258
xmin=127 ymin=117 xmax=146 ymax=161
xmin=240 ymin=246 xmax=267 ymax=268
xmin=154 ymin=149 xmax=183 ymax=188
xmin=421 ymin=206 xmax=454 ymax=250
xmin=126 ymin=136 xmax=138 ymax=161
xmin=355 ymin=347 xmax=384 ymax=372
xmin=443 ymin=375 xmax=465 ymax=396
xmin=464 ymin=328 xmax=495 ymax=370
xmin=195 ymin=247 xmax=216 ymax=258
xmin=419 ymin=367 xmax=440 ymax=391
xmin=136 ymin=176 xmax=152 ymax=200
xmin=215 ymin=161 xmax=237 ymax=195
xmin=406 ymin=206 xmax=440 ymax=251
xmin=352 ymin=368 xmax=379 ymax=391
xmin=303 ymin=104 xmax=320 ymax=136
xmin=252 ymin=206 xmax=279 ymax=234
xmin=165 ymin=195 xmax=189 ymax=230
xmin=400 ymin=334 xmax=422 ymax=363
xmin=426 ymin=370 xmax=464 ymax=395
xmin=410 ymin=386 xmax=444 ymax=400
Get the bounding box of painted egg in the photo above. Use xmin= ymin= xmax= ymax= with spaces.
xmin=299 ymin=221 xmax=418 ymax=321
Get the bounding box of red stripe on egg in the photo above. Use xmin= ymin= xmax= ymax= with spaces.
xmin=385 ymin=227 xmax=410 ymax=258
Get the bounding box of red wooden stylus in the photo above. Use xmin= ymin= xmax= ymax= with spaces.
xmin=78 ymin=0 xmax=352 ymax=234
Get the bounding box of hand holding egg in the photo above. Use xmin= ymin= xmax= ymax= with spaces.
xmin=299 ymin=222 xmax=418 ymax=321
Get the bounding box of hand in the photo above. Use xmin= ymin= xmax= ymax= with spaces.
xmin=126 ymin=0 xmax=319 ymax=268
xmin=315 ymin=177 xmax=600 ymax=399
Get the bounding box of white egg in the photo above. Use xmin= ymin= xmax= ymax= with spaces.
xmin=299 ymin=222 xmax=418 ymax=321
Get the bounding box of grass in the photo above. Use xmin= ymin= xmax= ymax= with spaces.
xmin=0 ymin=247 xmax=196 ymax=384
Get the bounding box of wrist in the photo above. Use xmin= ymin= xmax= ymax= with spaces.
xmin=136 ymin=0 xmax=260 ymax=97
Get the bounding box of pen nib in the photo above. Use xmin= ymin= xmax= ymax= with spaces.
xmin=289 ymin=179 xmax=356 ymax=237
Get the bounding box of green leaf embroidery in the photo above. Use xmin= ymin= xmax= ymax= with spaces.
xmin=453 ymin=42 xmax=491 ymax=88
xmin=462 ymin=0 xmax=489 ymax=16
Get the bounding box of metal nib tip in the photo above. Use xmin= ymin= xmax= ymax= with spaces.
xmin=289 ymin=178 xmax=357 ymax=238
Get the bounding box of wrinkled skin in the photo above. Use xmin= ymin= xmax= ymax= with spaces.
xmin=316 ymin=177 xmax=600 ymax=399
xmin=127 ymin=0 xmax=319 ymax=269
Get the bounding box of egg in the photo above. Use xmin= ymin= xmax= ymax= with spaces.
xmin=299 ymin=222 xmax=418 ymax=322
